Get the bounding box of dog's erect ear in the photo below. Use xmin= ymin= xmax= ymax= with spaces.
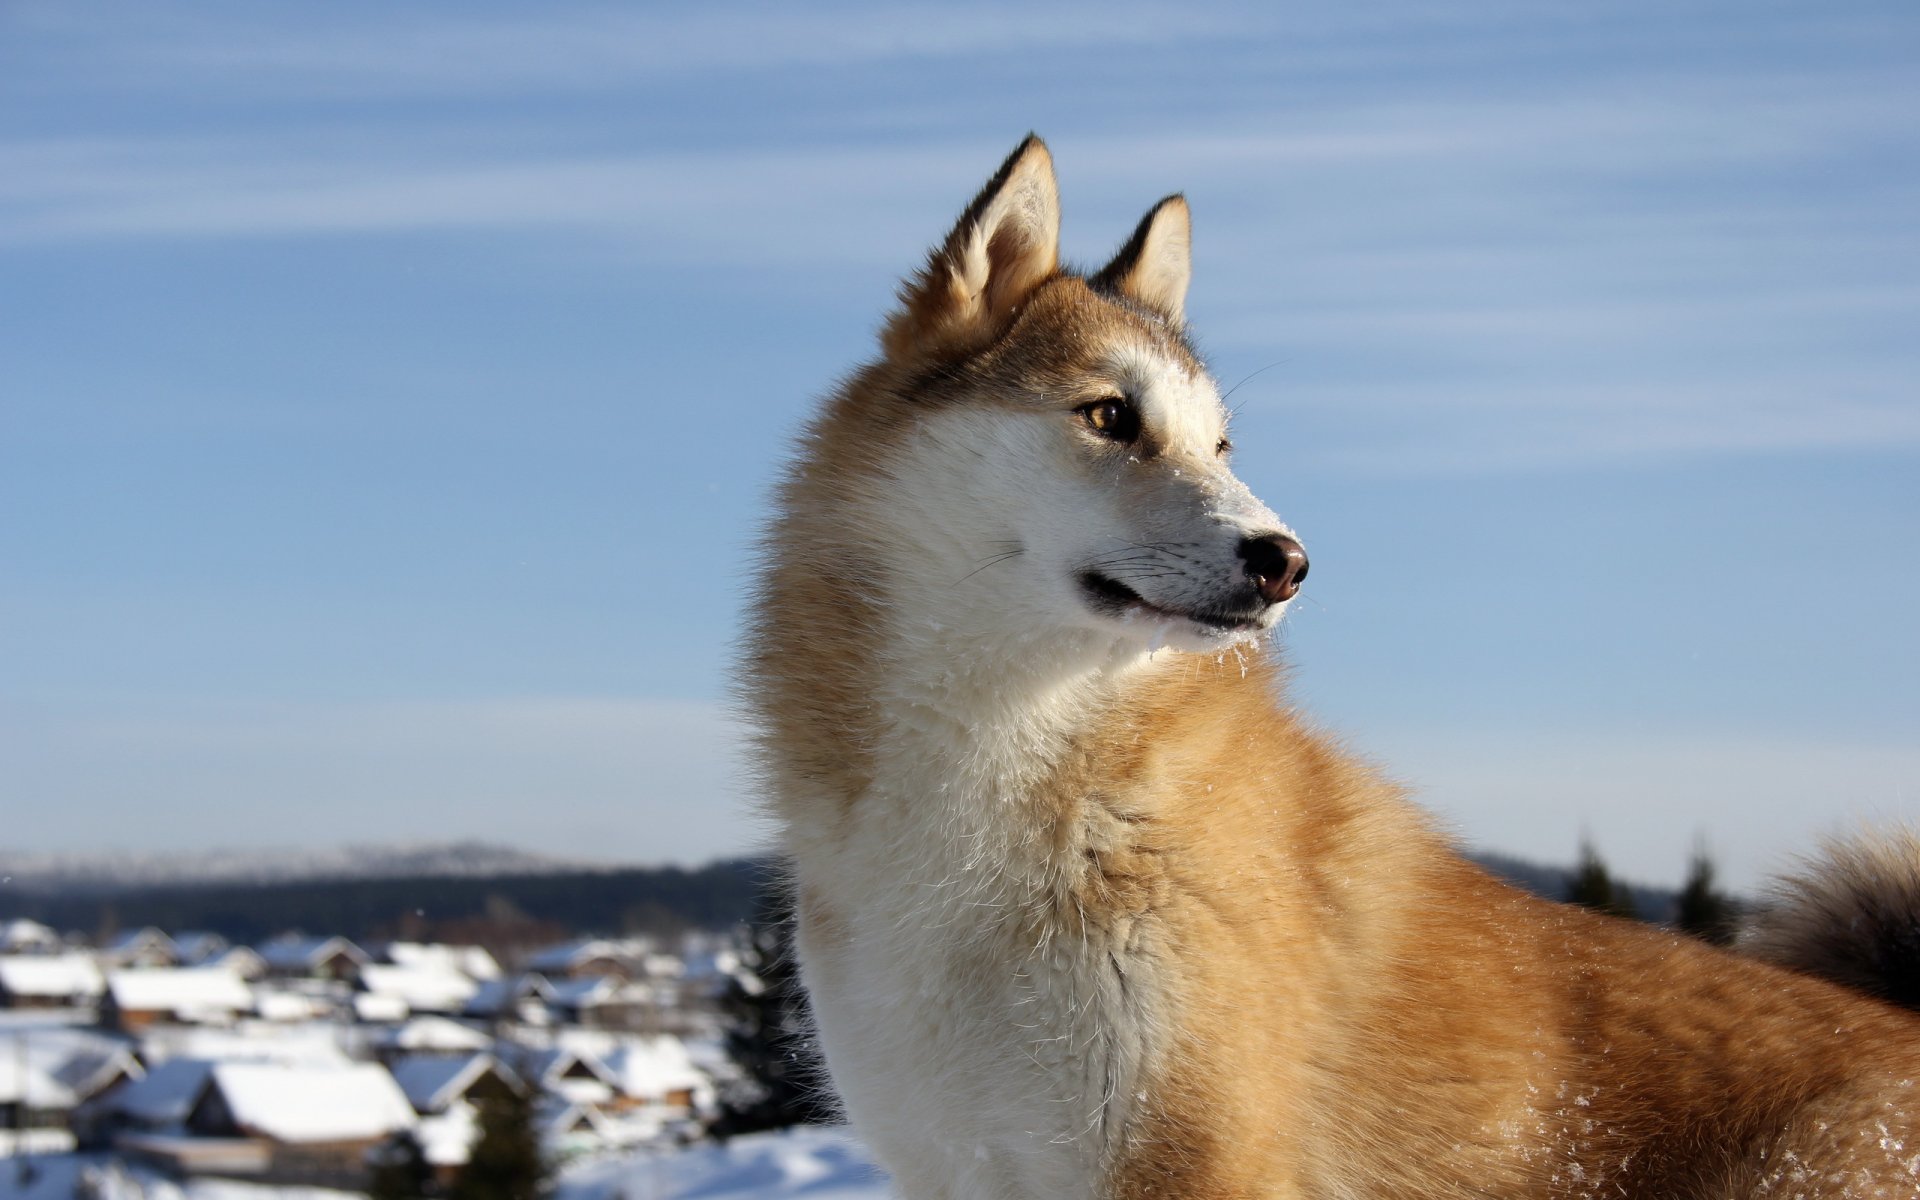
xmin=1091 ymin=195 xmax=1191 ymax=324
xmin=883 ymin=135 xmax=1060 ymax=360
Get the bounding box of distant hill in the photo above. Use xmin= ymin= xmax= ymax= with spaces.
xmin=0 ymin=840 xmax=607 ymax=892
xmin=0 ymin=858 xmax=769 ymax=949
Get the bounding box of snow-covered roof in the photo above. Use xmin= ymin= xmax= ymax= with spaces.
xmin=0 ymin=953 xmax=104 ymax=999
xmin=255 ymin=989 xmax=326 ymax=1022
xmin=0 ymin=918 xmax=60 ymax=952
xmin=524 ymin=938 xmax=644 ymax=974
xmin=515 ymin=1044 xmax=614 ymax=1082
xmin=385 ymin=942 xmax=502 ymax=981
xmin=536 ymin=1095 xmax=614 ymax=1141
xmin=106 ymin=967 xmax=251 ymax=1016
xmin=547 ymin=975 xmax=625 ymax=1008
xmin=204 ymin=946 xmax=267 ymax=978
xmin=139 ymin=1022 xmax=352 ymax=1068
xmin=96 ymin=1058 xmax=216 ymax=1125
xmin=256 ymin=935 xmax=369 ymax=971
xmin=103 ymin=928 xmax=179 ymax=959
xmin=388 ymin=1052 xmax=513 ymax=1114
xmin=376 ymin=1015 xmax=493 ymax=1055
xmin=202 ymin=1062 xmax=416 ymax=1143
xmin=600 ymin=1037 xmax=709 ymax=1102
xmin=360 ymin=964 xmax=479 ymax=1012
xmin=524 ymin=939 xmax=598 ymax=972
xmin=50 ymin=1044 xmax=143 ymax=1101
xmin=353 ymin=992 xmax=410 ymax=1023
xmin=171 ymin=932 xmax=229 ymax=965
xmin=463 ymin=973 xmax=557 ymax=1016
xmin=508 ymin=1045 xmax=618 ymax=1105
xmin=0 ymin=1054 xmax=73 ymax=1109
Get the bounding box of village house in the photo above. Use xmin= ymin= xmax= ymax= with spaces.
xmin=387 ymin=1050 xmax=522 ymax=1176
xmin=547 ymin=975 xmax=663 ymax=1032
xmin=99 ymin=928 xmax=180 ymax=969
xmin=100 ymin=967 xmax=253 ymax=1034
xmin=372 ymin=1015 xmax=494 ymax=1061
xmin=0 ymin=1030 xmax=142 ymax=1152
xmin=0 ymin=1057 xmax=74 ymax=1151
xmin=463 ymin=973 xmax=559 ymax=1025
xmin=255 ymin=987 xmax=331 ymax=1023
xmin=358 ymin=962 xmax=481 ymax=1017
xmin=0 ymin=918 xmax=63 ymax=955
xmin=599 ymin=1036 xmax=714 ymax=1120
xmin=119 ymin=1061 xmax=416 ymax=1186
xmin=383 ymin=942 xmax=502 ymax=981
xmin=71 ymin=1058 xmax=213 ymax=1148
xmin=388 ymin=1051 xmax=521 ymax=1117
xmin=257 ymin=935 xmax=369 ymax=983
xmin=524 ymin=938 xmax=642 ymax=982
xmin=0 ymin=953 xmax=105 ymax=1009
xmin=135 ymin=1018 xmax=355 ymax=1072
xmin=203 ymin=945 xmax=268 ymax=980
xmin=505 ymin=1044 xmax=620 ymax=1110
xmin=170 ymin=932 xmax=229 ymax=966
xmin=538 ymin=1096 xmax=619 ymax=1159
xmin=49 ymin=1044 xmax=143 ymax=1113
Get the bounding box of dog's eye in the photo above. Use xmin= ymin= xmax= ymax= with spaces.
xmin=1078 ymin=397 xmax=1141 ymax=444
xmin=1216 ymin=437 xmax=1233 ymax=457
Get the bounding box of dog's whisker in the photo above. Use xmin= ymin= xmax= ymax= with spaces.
xmin=951 ymin=549 xmax=1026 ymax=585
xmin=1221 ymin=359 xmax=1287 ymax=414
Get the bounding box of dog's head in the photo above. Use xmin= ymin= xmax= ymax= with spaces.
xmin=830 ymin=137 xmax=1305 ymax=656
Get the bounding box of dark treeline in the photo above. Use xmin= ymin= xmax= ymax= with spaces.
xmin=0 ymin=858 xmax=768 ymax=946
xmin=0 ymin=850 xmax=1715 ymax=950
xmin=1473 ymin=851 xmax=1684 ymax=923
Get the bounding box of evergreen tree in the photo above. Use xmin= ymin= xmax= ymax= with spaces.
xmin=367 ymin=1130 xmax=435 ymax=1200
xmin=1566 ymin=838 xmax=1639 ymax=920
xmin=710 ymin=883 xmax=838 ymax=1138
xmin=1675 ymin=843 xmax=1737 ymax=945
xmin=448 ymin=1086 xmax=549 ymax=1200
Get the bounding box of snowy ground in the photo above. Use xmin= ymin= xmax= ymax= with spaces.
xmin=0 ymin=1128 xmax=890 ymax=1200
xmin=562 ymin=1126 xmax=888 ymax=1199
xmin=0 ymin=1154 xmax=356 ymax=1200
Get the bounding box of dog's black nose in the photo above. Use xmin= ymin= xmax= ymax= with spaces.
xmin=1238 ymin=533 xmax=1309 ymax=605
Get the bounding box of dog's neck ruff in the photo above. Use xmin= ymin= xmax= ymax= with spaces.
xmin=869 ymin=619 xmax=1146 ymax=802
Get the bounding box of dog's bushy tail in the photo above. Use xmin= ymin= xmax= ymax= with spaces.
xmin=1741 ymin=827 xmax=1920 ymax=1012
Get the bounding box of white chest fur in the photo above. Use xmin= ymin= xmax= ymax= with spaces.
xmin=785 ymin=639 xmax=1167 ymax=1200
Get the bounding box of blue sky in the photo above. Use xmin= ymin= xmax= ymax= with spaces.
xmin=3 ymin=1 xmax=1916 ymax=890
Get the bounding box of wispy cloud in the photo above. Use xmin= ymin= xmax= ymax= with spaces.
xmin=0 ymin=121 xmax=1489 ymax=249
xmin=1291 ymin=391 xmax=1920 ymax=476
xmin=9 ymin=2 xmax=1289 ymax=97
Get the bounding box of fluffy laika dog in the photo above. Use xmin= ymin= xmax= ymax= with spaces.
xmin=746 ymin=136 xmax=1920 ymax=1198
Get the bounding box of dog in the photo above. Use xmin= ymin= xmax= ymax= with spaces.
xmin=746 ymin=135 xmax=1920 ymax=1199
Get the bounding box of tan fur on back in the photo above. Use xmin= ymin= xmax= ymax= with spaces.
xmin=746 ymin=138 xmax=1920 ymax=1200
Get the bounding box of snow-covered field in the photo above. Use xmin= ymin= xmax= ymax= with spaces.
xmin=563 ymin=1126 xmax=888 ymax=1199
xmin=0 ymin=1128 xmax=889 ymax=1200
